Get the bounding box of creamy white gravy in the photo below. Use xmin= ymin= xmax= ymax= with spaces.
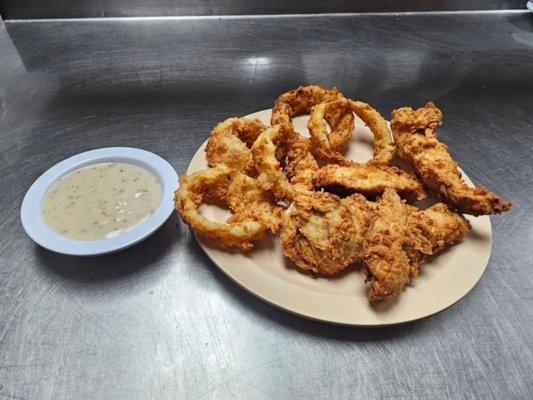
xmin=43 ymin=162 xmax=162 ymax=241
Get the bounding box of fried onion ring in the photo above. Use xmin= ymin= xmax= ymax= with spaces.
xmin=271 ymin=85 xmax=354 ymax=150
xmin=251 ymin=125 xmax=295 ymax=201
xmin=205 ymin=117 xmax=266 ymax=176
xmin=271 ymin=85 xmax=357 ymax=194
xmin=174 ymin=165 xmax=282 ymax=251
xmin=308 ymin=98 xmax=395 ymax=166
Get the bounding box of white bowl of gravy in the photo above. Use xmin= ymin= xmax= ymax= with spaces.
xmin=20 ymin=147 xmax=178 ymax=256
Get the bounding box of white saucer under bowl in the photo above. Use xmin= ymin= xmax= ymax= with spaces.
xmin=20 ymin=147 xmax=178 ymax=256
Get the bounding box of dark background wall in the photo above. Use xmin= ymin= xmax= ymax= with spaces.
xmin=0 ymin=0 xmax=527 ymax=19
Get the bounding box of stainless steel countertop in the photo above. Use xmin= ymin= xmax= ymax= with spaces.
xmin=1 ymin=11 xmax=532 ymax=400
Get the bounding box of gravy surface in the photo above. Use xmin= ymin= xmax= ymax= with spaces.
xmin=43 ymin=162 xmax=162 ymax=240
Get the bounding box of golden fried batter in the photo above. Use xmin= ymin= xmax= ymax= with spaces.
xmin=362 ymin=190 xmax=412 ymax=301
xmin=362 ymin=189 xmax=471 ymax=302
xmin=205 ymin=118 xmax=266 ymax=176
xmin=308 ymin=98 xmax=395 ymax=166
xmin=391 ymin=103 xmax=511 ymax=215
xmin=174 ymin=86 xmax=510 ymax=307
xmin=406 ymin=203 xmax=472 ymax=274
xmin=307 ymin=99 xmax=353 ymax=163
xmin=316 ymin=163 xmax=427 ymax=200
xmin=283 ymin=133 xmax=319 ymax=191
xmin=175 ymin=166 xmax=283 ymax=251
xmin=226 ymin=171 xmax=284 ymax=235
xmin=282 ymin=191 xmax=375 ymax=276
xmin=271 ymin=85 xmax=352 ymax=151
xmin=251 ymin=125 xmax=296 ymax=201
xmin=271 ymin=85 xmax=348 ymax=143
xmin=271 ymin=85 xmax=355 ymax=192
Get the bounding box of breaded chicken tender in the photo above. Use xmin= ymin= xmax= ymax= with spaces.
xmin=406 ymin=202 xmax=472 ymax=274
xmin=362 ymin=190 xmax=413 ymax=301
xmin=391 ymin=103 xmax=511 ymax=215
xmin=282 ymin=191 xmax=375 ymax=275
xmin=315 ymin=163 xmax=427 ymax=200
xmin=362 ymin=189 xmax=471 ymax=302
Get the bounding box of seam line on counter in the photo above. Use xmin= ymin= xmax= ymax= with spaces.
xmin=4 ymin=9 xmax=529 ymax=23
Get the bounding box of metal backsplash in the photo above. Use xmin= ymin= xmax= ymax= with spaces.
xmin=0 ymin=0 xmax=527 ymax=19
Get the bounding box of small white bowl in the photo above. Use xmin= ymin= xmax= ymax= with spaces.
xmin=20 ymin=147 xmax=178 ymax=256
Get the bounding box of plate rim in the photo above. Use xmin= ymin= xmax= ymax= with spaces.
xmin=198 ymin=238 xmax=492 ymax=327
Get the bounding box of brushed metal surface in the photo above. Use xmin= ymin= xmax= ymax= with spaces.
xmin=0 ymin=0 xmax=528 ymax=20
xmin=0 ymin=12 xmax=532 ymax=400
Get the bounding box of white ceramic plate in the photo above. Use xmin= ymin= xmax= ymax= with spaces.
xmin=21 ymin=147 xmax=178 ymax=256
xmin=188 ymin=109 xmax=492 ymax=326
